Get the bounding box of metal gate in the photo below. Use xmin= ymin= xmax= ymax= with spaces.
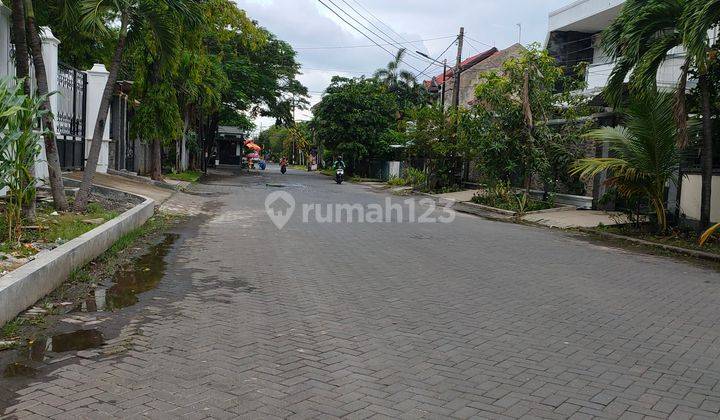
xmin=56 ymin=63 xmax=87 ymax=170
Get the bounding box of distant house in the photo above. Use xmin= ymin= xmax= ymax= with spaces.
xmin=425 ymin=44 xmax=525 ymax=109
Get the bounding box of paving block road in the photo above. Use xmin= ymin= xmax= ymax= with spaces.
xmin=2 ymin=167 xmax=720 ymax=419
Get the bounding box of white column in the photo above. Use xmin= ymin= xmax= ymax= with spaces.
xmin=85 ymin=63 xmax=111 ymax=173
xmin=35 ymin=27 xmax=61 ymax=181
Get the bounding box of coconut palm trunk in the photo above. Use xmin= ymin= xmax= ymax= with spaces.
xmin=10 ymin=0 xmax=35 ymax=221
xmin=22 ymin=0 xmax=68 ymax=211
xmin=73 ymin=12 xmax=129 ymax=212
xmin=699 ymin=74 xmax=714 ymax=229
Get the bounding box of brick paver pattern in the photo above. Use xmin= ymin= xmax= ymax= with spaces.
xmin=2 ymin=167 xmax=720 ymax=419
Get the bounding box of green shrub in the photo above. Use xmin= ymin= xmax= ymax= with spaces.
xmin=404 ymin=167 xmax=427 ymax=187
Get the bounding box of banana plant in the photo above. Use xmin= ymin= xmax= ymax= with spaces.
xmin=0 ymin=78 xmax=46 ymax=243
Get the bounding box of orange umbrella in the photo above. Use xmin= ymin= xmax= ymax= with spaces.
xmin=245 ymin=142 xmax=262 ymax=151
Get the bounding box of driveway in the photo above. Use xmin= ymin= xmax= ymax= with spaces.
xmin=2 ymin=166 xmax=720 ymax=419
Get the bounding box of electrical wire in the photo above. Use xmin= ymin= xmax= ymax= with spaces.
xmin=316 ymin=0 xmax=436 ymax=78
xmin=294 ymin=35 xmax=456 ymax=50
xmin=336 ymin=0 xmax=438 ymax=67
xmin=414 ymin=38 xmax=457 ymax=81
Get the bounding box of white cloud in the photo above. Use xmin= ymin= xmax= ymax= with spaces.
xmin=235 ymin=0 xmax=574 ymax=135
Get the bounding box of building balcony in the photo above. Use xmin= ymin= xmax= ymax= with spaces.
xmin=584 ymin=53 xmax=687 ymax=94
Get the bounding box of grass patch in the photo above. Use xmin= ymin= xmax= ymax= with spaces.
xmin=387 ymin=177 xmax=407 ymax=186
xmin=26 ymin=202 xmax=118 ymax=244
xmin=0 ymin=201 xmax=119 ymax=257
xmin=165 ymin=170 xmax=202 ymax=182
xmin=1 ymin=318 xmax=24 ymax=338
xmin=288 ymin=165 xmax=307 ymax=171
xmin=320 ymin=168 xmax=334 ymax=176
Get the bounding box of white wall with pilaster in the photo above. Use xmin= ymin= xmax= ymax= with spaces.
xmin=85 ymin=64 xmax=111 ymax=173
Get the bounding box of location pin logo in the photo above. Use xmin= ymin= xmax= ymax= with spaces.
xmin=265 ymin=191 xmax=295 ymax=230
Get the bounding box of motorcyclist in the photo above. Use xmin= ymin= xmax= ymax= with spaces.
xmin=332 ymin=156 xmax=346 ymax=170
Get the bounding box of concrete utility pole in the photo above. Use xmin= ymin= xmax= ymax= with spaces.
xmin=441 ymin=58 xmax=447 ymax=110
xmin=452 ymin=27 xmax=464 ymax=109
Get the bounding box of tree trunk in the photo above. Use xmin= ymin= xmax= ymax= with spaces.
xmin=151 ymin=138 xmax=162 ymax=180
xmin=11 ymin=0 xmax=29 ymax=94
xmin=699 ymin=74 xmax=714 ymax=229
xmin=73 ymin=13 xmax=129 ymax=212
xmin=11 ymin=0 xmax=35 ymax=222
xmin=23 ymin=0 xmax=68 ymax=212
xmin=179 ymin=108 xmax=190 ymax=172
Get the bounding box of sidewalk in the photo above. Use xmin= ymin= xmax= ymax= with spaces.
xmin=64 ymin=172 xmax=175 ymax=204
xmin=433 ymin=189 xmax=628 ymax=228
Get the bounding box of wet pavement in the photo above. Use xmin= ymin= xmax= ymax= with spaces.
xmin=1 ymin=166 xmax=720 ymax=419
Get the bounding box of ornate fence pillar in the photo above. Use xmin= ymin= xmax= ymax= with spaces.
xmin=85 ymin=63 xmax=111 ymax=173
xmin=34 ymin=27 xmax=62 ymax=180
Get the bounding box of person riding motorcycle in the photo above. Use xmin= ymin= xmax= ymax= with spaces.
xmin=332 ymin=156 xmax=346 ymax=170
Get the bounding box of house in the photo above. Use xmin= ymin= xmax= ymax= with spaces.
xmin=546 ymin=0 xmax=720 ymax=223
xmin=426 ymin=44 xmax=525 ymax=109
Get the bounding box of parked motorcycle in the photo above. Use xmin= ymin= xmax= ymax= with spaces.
xmin=335 ymin=168 xmax=344 ymax=184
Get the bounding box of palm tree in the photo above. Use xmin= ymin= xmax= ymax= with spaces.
xmin=571 ymin=93 xmax=688 ymax=232
xmin=374 ymin=48 xmax=416 ymax=92
xmin=72 ymin=0 xmax=200 ymax=211
xmin=19 ymin=0 xmax=69 ymax=211
xmin=602 ymin=0 xmax=716 ymax=229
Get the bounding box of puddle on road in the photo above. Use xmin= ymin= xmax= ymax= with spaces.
xmin=1 ymin=234 xmax=178 ymax=379
xmin=3 ymin=362 xmax=37 ymax=378
xmin=2 ymin=330 xmax=105 ymax=378
xmin=82 ymin=233 xmax=178 ymax=312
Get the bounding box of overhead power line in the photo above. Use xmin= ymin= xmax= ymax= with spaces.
xmin=294 ymin=35 xmax=456 ymax=50
xmin=323 ymin=0 xmax=439 ymax=70
xmin=464 ymin=34 xmax=494 ymax=48
xmin=336 ymin=0 xmax=437 ymax=67
xmin=348 ymin=0 xmax=426 ymax=54
xmin=316 ymin=0 xmax=436 ymax=78
xmin=415 ymin=38 xmax=457 ymax=80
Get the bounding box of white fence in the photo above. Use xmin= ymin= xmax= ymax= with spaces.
xmin=0 ymin=5 xmax=111 ymax=180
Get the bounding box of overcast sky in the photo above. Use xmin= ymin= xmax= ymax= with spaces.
xmin=236 ymin=0 xmax=573 ymax=134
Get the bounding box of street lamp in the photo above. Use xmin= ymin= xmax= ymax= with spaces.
xmin=416 ymin=51 xmax=447 ymax=110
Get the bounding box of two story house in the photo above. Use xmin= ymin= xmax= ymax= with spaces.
xmin=546 ymin=0 xmax=719 ymax=223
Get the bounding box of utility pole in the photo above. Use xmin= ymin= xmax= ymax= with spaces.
xmin=451 ymin=27 xmax=464 ymax=187
xmin=441 ymin=58 xmax=447 ymax=110
xmin=452 ymin=27 xmax=464 ymax=109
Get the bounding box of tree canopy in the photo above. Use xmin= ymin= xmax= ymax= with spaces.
xmin=312 ymin=77 xmax=398 ymax=163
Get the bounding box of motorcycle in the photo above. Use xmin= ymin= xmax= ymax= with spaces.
xmin=335 ymin=168 xmax=344 ymax=184
xmin=280 ymin=164 xmax=287 ymax=174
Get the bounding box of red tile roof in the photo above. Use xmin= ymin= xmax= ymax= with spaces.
xmin=425 ymin=47 xmax=498 ymax=88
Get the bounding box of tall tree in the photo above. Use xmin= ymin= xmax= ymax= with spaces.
xmin=374 ymin=48 xmax=415 ymax=92
xmin=21 ymin=0 xmax=69 ymax=211
xmin=313 ymin=76 xmax=397 ymax=164
xmin=73 ymin=0 xmax=199 ymax=211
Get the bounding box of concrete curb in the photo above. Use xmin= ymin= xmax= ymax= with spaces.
xmin=0 ymin=192 xmax=155 ymax=325
xmin=580 ymin=228 xmax=720 ymax=263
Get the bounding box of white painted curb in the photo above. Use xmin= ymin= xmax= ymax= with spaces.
xmin=0 ymin=195 xmax=155 ymax=325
